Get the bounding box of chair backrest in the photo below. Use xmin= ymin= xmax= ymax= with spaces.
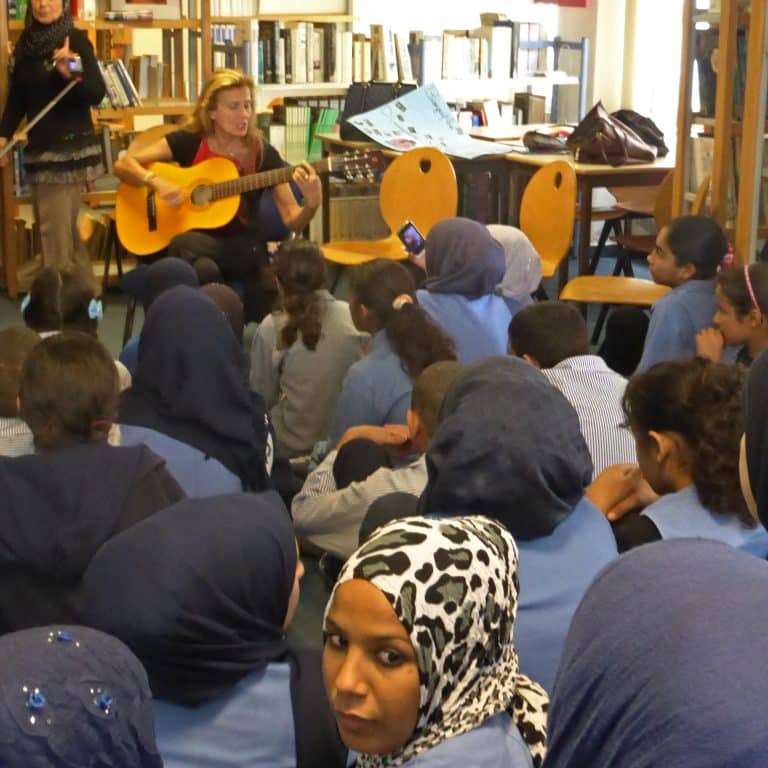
xmin=519 ymin=160 xmax=577 ymax=268
xmin=378 ymin=147 xmax=458 ymax=238
xmin=126 ymin=123 xmax=179 ymax=154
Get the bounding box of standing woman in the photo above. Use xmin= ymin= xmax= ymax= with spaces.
xmin=0 ymin=0 xmax=105 ymax=272
xmin=114 ymin=68 xmax=321 ymax=323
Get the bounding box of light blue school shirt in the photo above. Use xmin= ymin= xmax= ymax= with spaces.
xmin=119 ymin=424 xmax=242 ymax=497
xmin=642 ymin=484 xmax=768 ymax=557
xmin=637 ymin=279 xmax=716 ymax=372
xmin=515 ymin=496 xmax=619 ymax=693
xmin=328 ymin=330 xmax=412 ymax=444
xmin=153 ymin=663 xmax=296 ymax=768
xmin=416 ymin=289 xmax=512 ymax=364
xmin=119 ymin=335 xmax=140 ymax=377
xmin=406 ymin=712 xmax=533 ymax=767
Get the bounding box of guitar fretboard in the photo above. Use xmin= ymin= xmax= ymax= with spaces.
xmin=208 ymin=157 xmax=332 ymax=201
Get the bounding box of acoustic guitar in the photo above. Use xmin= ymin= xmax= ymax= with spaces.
xmin=115 ymin=151 xmax=384 ymax=256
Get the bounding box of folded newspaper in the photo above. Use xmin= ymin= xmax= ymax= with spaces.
xmin=346 ymin=83 xmax=514 ymax=160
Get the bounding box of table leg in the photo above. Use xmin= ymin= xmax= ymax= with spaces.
xmin=577 ymin=178 xmax=593 ymax=276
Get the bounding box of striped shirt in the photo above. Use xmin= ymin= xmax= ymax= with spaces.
xmin=543 ymin=355 xmax=637 ymax=477
xmin=0 ymin=417 xmax=34 ymax=457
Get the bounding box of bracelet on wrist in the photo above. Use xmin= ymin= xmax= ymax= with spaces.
xmin=141 ymin=170 xmax=158 ymax=187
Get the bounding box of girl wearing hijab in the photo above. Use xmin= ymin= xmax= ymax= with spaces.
xmin=119 ymin=284 xmax=274 ymax=497
xmin=418 ymin=356 xmax=618 ymax=692
xmin=416 ymin=217 xmax=511 ymax=363
xmin=0 ymin=332 xmax=184 ymax=634
xmin=77 ymin=493 xmax=347 ymax=768
xmin=740 ymin=348 xmax=768 ymax=528
xmin=0 ymin=0 xmax=105 ymax=272
xmin=119 ymin=257 xmax=200 ymax=376
xmin=590 ymin=358 xmax=768 ymax=555
xmin=0 ymin=625 xmax=163 ymax=768
xmin=323 ymin=515 xmax=549 ymax=768
xmin=250 ymin=239 xmax=362 ymax=457
xmin=328 ymin=259 xmax=455 ymax=444
xmin=545 ymin=538 xmax=768 ymax=767
xmin=486 ymin=224 xmax=542 ymax=316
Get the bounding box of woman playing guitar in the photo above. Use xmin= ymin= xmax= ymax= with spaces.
xmin=113 ymin=68 xmax=322 ymax=323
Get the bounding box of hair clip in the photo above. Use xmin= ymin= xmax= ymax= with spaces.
xmin=88 ymin=298 xmax=103 ymax=321
xmin=392 ymin=294 xmax=414 ymax=311
xmin=95 ymin=692 xmax=113 ymax=714
xmin=20 ymin=293 xmax=30 ymax=313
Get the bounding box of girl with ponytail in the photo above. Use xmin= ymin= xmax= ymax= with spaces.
xmin=250 ymin=240 xmax=362 ymax=457
xmin=328 ymin=258 xmax=456 ymax=445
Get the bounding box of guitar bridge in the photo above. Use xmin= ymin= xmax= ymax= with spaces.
xmin=146 ymin=190 xmax=157 ymax=232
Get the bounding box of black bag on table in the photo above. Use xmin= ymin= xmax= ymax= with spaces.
xmin=611 ymin=109 xmax=670 ymax=157
xmin=340 ymin=81 xmax=417 ymax=141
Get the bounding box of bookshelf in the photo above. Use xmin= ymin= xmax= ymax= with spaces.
xmin=673 ymin=0 xmax=767 ymax=263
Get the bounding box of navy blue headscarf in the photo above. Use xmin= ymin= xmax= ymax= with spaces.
xmin=546 ymin=538 xmax=768 ymax=767
xmin=419 ymin=356 xmax=592 ymax=539
xmin=119 ymin=285 xmax=272 ymax=491
xmin=0 ymin=625 xmax=162 ymax=768
xmin=746 ymin=349 xmax=768 ymax=527
xmin=76 ymin=492 xmax=294 ymax=704
xmin=424 ymin=217 xmax=506 ymax=299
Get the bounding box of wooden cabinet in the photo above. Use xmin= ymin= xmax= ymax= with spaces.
xmin=673 ymin=0 xmax=767 ymax=263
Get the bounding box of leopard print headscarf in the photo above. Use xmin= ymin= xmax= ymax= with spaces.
xmin=325 ymin=515 xmax=548 ymax=767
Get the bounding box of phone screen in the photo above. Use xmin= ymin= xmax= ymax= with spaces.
xmin=68 ymin=58 xmax=83 ymax=73
xmin=397 ymin=221 xmax=425 ymax=254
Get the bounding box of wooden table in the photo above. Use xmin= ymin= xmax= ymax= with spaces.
xmin=503 ymin=151 xmax=675 ymax=275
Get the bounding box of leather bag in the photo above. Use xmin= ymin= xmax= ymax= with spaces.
xmin=611 ymin=109 xmax=670 ymax=157
xmin=565 ymin=101 xmax=657 ymax=166
xmin=340 ymin=81 xmax=417 ymax=141
xmin=522 ymin=130 xmax=570 ymax=153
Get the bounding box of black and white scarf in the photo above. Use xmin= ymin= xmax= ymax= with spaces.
xmin=326 ymin=515 xmax=549 ymax=767
xmin=14 ymin=6 xmax=73 ymax=62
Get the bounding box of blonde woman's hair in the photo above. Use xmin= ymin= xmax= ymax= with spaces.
xmin=184 ymin=68 xmax=263 ymax=145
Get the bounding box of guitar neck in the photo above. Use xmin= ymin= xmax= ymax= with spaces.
xmin=209 ymin=157 xmax=332 ymax=201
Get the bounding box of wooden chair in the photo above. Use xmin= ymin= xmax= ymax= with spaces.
xmin=519 ymin=160 xmax=577 ymax=295
xmin=560 ymin=175 xmax=711 ymax=343
xmin=321 ymin=147 xmax=458 ymax=266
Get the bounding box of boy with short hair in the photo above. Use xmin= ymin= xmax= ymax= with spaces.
xmin=637 ymin=214 xmax=726 ymax=372
xmin=0 ymin=326 xmax=39 ymax=457
xmin=509 ymin=301 xmax=636 ymax=476
xmin=292 ymin=360 xmax=464 ymax=558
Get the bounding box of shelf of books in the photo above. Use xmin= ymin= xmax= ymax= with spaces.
xmin=675 ymin=0 xmax=767 ymax=261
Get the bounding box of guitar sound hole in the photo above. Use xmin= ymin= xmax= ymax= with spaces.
xmin=190 ymin=185 xmax=212 ymax=206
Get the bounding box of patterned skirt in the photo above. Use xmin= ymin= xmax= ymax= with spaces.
xmin=24 ymin=128 xmax=103 ymax=185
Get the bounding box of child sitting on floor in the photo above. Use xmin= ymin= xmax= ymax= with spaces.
xmin=589 ymin=357 xmax=768 ymax=555
xmin=636 ymin=214 xmax=727 ymax=371
xmin=696 ymin=261 xmax=768 ymax=366
xmin=0 ymin=326 xmax=39 ymax=457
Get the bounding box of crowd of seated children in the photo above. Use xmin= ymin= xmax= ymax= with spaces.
xmin=250 ymin=240 xmax=362 ymax=457
xmin=292 ymin=360 xmax=463 ymax=559
xmin=635 ymin=214 xmax=727 ymax=372
xmin=0 ymin=625 xmax=163 ymax=768
xmin=119 ymin=257 xmax=200 ymax=375
xmin=416 ymin=356 xmax=618 ymax=692
xmin=23 ymin=265 xmax=132 ymax=389
xmin=77 ymin=493 xmax=347 ymax=768
xmin=323 ymin=515 xmax=548 ymax=768
xmin=545 ymin=538 xmax=768 ymax=767
xmin=508 ymin=300 xmax=636 ymax=476
xmin=415 ymin=217 xmax=512 ymax=363
xmin=0 ymin=332 xmax=183 ymax=633
xmin=697 ymin=261 xmax=768 ymax=366
xmin=327 ymin=259 xmax=455 ymax=444
xmin=0 ymin=326 xmax=39 ymax=456
xmin=118 ymin=284 xmax=276 ymax=497
xmin=588 ymin=357 xmax=768 ymax=555
xmin=486 ymin=224 xmax=542 ymax=316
